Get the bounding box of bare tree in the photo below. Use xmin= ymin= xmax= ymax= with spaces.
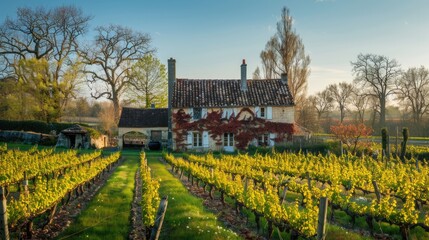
xmin=79 ymin=24 xmax=153 ymax=124
xmin=297 ymin=97 xmax=319 ymax=131
xmin=260 ymin=39 xmax=276 ymax=79
xmin=98 ymin=101 xmax=117 ymax=137
xmin=396 ymin=66 xmax=429 ymax=124
xmin=252 ymin=67 xmax=261 ymax=80
xmin=259 ymin=7 xmax=310 ymax=107
xmin=128 ymin=54 xmax=167 ymax=108
xmin=0 ymin=6 xmax=90 ymax=122
xmin=350 ymin=87 xmax=370 ymax=123
xmin=328 ymin=82 xmax=354 ymax=123
xmin=351 ymin=54 xmax=401 ymax=127
xmin=309 ymin=89 xmax=333 ymax=120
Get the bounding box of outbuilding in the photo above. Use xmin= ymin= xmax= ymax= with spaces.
xmin=118 ymin=107 xmax=168 ymax=149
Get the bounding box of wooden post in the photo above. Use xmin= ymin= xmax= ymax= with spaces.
xmin=0 ymin=187 xmax=10 ymax=240
xmin=372 ymin=180 xmax=381 ymax=202
xmin=150 ymin=196 xmax=168 ymax=240
xmin=317 ymin=197 xmax=328 ymax=240
xmin=387 ymin=135 xmax=390 ymax=161
xmin=340 ymin=141 xmax=343 ymax=157
xmin=23 ymin=171 xmax=29 ymax=195
xmin=280 ymin=186 xmax=288 ymax=205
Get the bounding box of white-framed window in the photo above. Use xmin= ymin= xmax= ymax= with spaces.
xmin=260 ymin=107 xmax=266 ymax=118
xmin=193 ymin=132 xmax=202 ymax=147
xmin=187 ymin=131 xmax=208 ymax=148
xmin=223 ymin=133 xmax=234 ymax=147
xmin=255 ymin=106 xmax=272 ymax=119
xmin=258 ymin=134 xmax=269 ymax=146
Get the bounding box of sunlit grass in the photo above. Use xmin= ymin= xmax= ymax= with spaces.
xmin=145 ymin=151 xmax=241 ymax=240
xmin=56 ymin=151 xmax=139 ymax=240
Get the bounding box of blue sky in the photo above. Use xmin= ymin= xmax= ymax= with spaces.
xmin=1 ymin=0 xmax=429 ymax=95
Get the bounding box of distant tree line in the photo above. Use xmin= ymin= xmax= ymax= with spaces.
xmin=303 ymin=55 xmax=429 ymax=136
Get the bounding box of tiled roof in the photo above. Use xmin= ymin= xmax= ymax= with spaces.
xmin=118 ymin=107 xmax=168 ymax=128
xmin=172 ymin=79 xmax=294 ymax=108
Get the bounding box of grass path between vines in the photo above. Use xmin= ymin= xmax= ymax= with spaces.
xmin=56 ymin=150 xmax=139 ymax=240
xmin=145 ymin=151 xmax=241 ymax=240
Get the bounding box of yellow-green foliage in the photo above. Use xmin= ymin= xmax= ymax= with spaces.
xmin=140 ymin=152 xmax=160 ymax=227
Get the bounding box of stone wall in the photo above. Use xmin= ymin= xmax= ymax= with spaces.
xmin=0 ymin=130 xmax=56 ymax=145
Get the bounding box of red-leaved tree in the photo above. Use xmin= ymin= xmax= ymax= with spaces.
xmin=330 ymin=123 xmax=373 ymax=154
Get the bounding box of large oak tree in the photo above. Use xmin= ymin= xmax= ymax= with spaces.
xmin=79 ymin=24 xmax=153 ymax=124
xmin=351 ymin=54 xmax=401 ymax=127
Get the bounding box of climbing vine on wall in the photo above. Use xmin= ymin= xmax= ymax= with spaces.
xmin=173 ymin=107 xmax=295 ymax=150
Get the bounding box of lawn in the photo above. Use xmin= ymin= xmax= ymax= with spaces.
xmin=145 ymin=151 xmax=241 ymax=240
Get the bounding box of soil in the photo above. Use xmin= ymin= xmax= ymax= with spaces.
xmin=129 ymin=168 xmax=145 ymax=240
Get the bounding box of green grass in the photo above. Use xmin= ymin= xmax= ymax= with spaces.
xmin=145 ymin=151 xmax=241 ymax=240
xmin=56 ymin=150 xmax=139 ymax=240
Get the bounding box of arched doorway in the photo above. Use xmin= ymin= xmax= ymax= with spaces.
xmin=122 ymin=131 xmax=148 ymax=149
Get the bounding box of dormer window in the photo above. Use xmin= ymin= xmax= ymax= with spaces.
xmin=193 ymin=108 xmax=202 ymax=120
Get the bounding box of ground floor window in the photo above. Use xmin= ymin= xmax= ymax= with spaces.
xmin=258 ymin=134 xmax=269 ymax=146
xmin=223 ymin=133 xmax=234 ymax=147
xmin=193 ymin=132 xmax=202 ymax=147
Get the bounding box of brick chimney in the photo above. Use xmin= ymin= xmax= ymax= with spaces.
xmin=241 ymin=59 xmax=247 ymax=91
xmin=167 ymin=58 xmax=176 ymax=151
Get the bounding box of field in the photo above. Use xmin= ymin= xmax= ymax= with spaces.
xmin=1 ymin=143 xmax=429 ymax=239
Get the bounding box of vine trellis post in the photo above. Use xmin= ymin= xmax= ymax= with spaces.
xmin=0 ymin=186 xmax=10 ymax=240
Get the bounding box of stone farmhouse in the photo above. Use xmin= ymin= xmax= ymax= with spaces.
xmin=167 ymin=58 xmax=295 ymax=152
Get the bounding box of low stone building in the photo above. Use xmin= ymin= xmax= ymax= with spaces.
xmin=118 ymin=107 xmax=168 ymax=149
